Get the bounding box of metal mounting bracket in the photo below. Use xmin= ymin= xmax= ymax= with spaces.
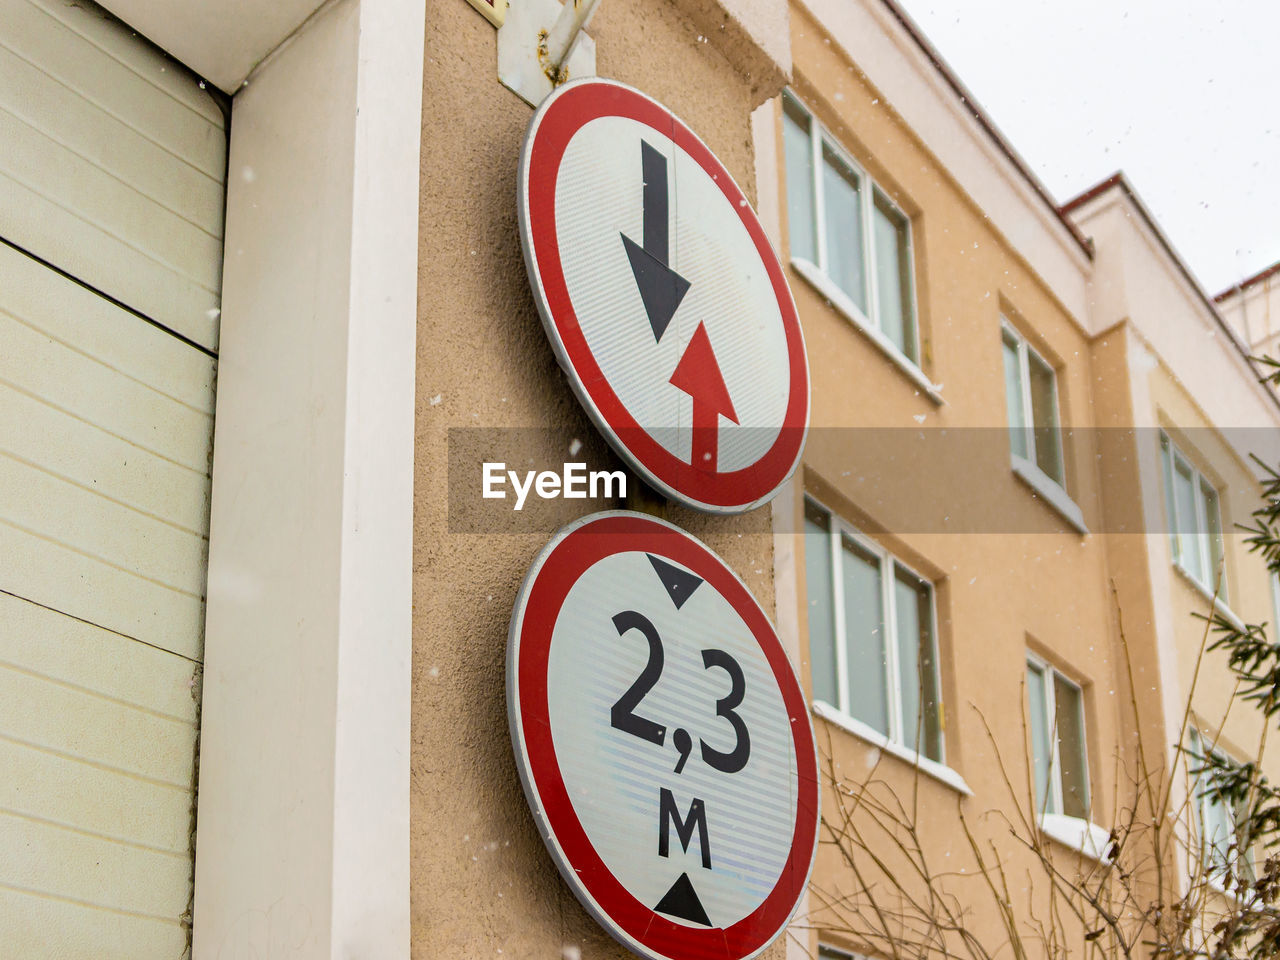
xmin=498 ymin=0 xmax=601 ymax=107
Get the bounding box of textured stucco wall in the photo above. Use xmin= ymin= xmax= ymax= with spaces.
xmin=411 ymin=1 xmax=788 ymax=956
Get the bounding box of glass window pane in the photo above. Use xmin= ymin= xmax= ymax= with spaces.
xmin=1271 ymin=573 xmax=1280 ymax=643
xmin=1028 ymin=351 xmax=1064 ymax=484
xmin=804 ymin=502 xmax=838 ymax=706
xmin=1174 ymin=458 xmax=1203 ymax=582
xmin=842 ymin=538 xmax=888 ymax=734
xmin=1053 ymin=676 xmax=1089 ymax=820
xmin=895 ymin=566 xmax=942 ymax=761
xmin=782 ymin=96 xmax=816 ymax=263
xmin=1203 ymin=482 xmax=1225 ymax=595
xmin=873 ymin=191 xmax=915 ymax=359
xmin=822 ymin=143 xmax=867 ymax=311
xmin=1027 ymin=663 xmax=1053 ymax=815
xmin=1003 ymin=333 xmax=1028 ymax=460
xmin=1161 ymin=435 xmax=1179 ymax=561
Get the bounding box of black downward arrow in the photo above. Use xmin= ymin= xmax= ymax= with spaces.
xmin=621 ymin=141 xmax=691 ymax=343
xmin=646 ymin=554 xmax=703 ymax=610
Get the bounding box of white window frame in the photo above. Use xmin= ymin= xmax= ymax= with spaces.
xmin=1270 ymin=571 xmax=1280 ymax=642
xmin=805 ymin=498 xmax=945 ymax=763
xmin=1026 ymin=653 xmax=1091 ymax=820
xmin=1001 ymin=320 xmax=1087 ymax=533
xmin=1160 ymin=431 xmax=1228 ymax=601
xmin=1188 ymin=727 xmax=1255 ymax=887
xmin=1003 ymin=320 xmax=1065 ymax=481
xmin=782 ymin=92 xmax=926 ymax=377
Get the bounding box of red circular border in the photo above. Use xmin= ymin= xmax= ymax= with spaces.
xmin=512 ymin=513 xmax=819 ymax=960
xmin=521 ymin=80 xmax=809 ymax=512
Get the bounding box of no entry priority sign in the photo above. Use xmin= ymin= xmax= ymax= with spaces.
xmin=507 ymin=511 xmax=819 ymax=960
xmin=518 ymin=78 xmax=810 ymax=514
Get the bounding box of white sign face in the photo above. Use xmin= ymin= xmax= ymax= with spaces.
xmin=519 ymin=79 xmax=810 ymax=514
xmin=508 ymin=511 xmax=819 ymax=960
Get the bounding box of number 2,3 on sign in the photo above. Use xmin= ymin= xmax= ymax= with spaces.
xmin=606 ymin=555 xmax=752 ymax=925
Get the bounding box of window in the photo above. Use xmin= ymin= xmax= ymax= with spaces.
xmin=1002 ymin=321 xmax=1065 ymax=487
xmin=782 ymin=92 xmax=918 ymax=362
xmin=819 ymin=947 xmax=856 ymax=960
xmin=1026 ymin=657 xmax=1090 ymax=820
xmin=1271 ymin=572 xmax=1280 ymax=641
xmin=804 ymin=498 xmax=943 ymax=762
xmin=1160 ymin=433 xmax=1226 ymax=598
xmin=1189 ymin=728 xmax=1254 ymax=885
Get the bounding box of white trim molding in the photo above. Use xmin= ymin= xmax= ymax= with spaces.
xmin=191 ymin=0 xmax=422 ymax=956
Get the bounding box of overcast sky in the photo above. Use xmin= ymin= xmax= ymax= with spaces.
xmin=894 ymin=0 xmax=1280 ymax=295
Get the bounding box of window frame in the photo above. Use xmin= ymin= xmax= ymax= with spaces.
xmin=782 ymin=91 xmax=921 ymax=367
xmin=1002 ymin=319 xmax=1066 ymax=486
xmin=1025 ymin=653 xmax=1091 ymax=820
xmin=1188 ymin=727 xmax=1255 ymax=886
xmin=1160 ymin=431 xmax=1228 ymax=601
xmin=804 ymin=496 xmax=945 ymax=764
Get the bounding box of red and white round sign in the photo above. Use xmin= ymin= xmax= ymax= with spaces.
xmin=518 ymin=78 xmax=810 ymax=514
xmin=507 ymin=511 xmax=819 ymax=960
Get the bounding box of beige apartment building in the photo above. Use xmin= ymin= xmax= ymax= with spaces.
xmin=0 ymin=0 xmax=1276 ymax=958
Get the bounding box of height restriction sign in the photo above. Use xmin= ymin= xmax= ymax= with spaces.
xmin=518 ymin=78 xmax=810 ymax=514
xmin=508 ymin=511 xmax=819 ymax=960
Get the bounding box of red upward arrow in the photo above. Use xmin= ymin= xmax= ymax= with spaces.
xmin=668 ymin=322 xmax=738 ymax=472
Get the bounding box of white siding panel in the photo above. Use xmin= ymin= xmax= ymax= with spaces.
xmin=1 ymin=0 xmax=224 ymax=170
xmin=0 ymin=241 xmax=216 ymax=412
xmin=0 ymin=592 xmax=197 ymax=723
xmin=0 ymin=43 xmax=225 ymax=236
xmin=0 ymin=108 xmax=224 ymax=288
xmin=0 ymin=523 xmax=205 ymax=660
xmin=0 ymin=0 xmax=227 ymax=349
xmin=0 ymin=813 xmax=191 ymax=917
xmin=0 ymin=664 xmax=197 ymax=786
xmin=0 ymin=453 xmax=208 ymax=595
xmin=0 ymin=1 xmax=221 ymax=948
xmin=0 ymin=887 xmax=188 ymax=960
xmin=0 ymin=383 xmax=210 ymax=535
xmin=0 ymin=738 xmax=191 ymax=852
xmin=0 ymin=308 xmax=213 ymax=474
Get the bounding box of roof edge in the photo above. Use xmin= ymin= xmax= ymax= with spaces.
xmin=1061 ymin=172 xmax=1280 ymax=415
xmin=874 ymin=0 xmax=1094 ymax=261
xmin=1215 ymin=258 xmax=1280 ymax=303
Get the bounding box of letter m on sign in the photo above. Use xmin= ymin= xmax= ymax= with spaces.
xmin=658 ymin=788 xmax=711 ymax=869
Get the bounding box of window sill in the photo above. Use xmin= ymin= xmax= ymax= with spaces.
xmin=1205 ymin=867 xmax=1252 ymax=902
xmin=1172 ymin=562 xmax=1244 ymax=630
xmin=1011 ymin=455 xmax=1088 ymax=535
xmin=1039 ymin=813 xmax=1111 ymax=863
xmin=812 ymin=699 xmax=972 ymax=796
xmin=790 ymin=257 xmax=945 ymax=406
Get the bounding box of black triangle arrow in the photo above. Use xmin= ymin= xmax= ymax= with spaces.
xmin=647 ymin=554 xmax=703 ymax=610
xmin=621 ymin=235 xmax=690 ymax=342
xmin=654 ymin=872 xmax=712 ymax=926
xmin=620 ymin=140 xmax=690 ymax=343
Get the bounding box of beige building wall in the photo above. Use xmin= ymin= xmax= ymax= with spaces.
xmin=1218 ymin=264 xmax=1280 ymax=362
xmin=411 ymin=0 xmax=794 ymax=956
xmin=1067 ymin=181 xmax=1280 ymax=893
xmin=766 ymin=3 xmax=1135 ymax=956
